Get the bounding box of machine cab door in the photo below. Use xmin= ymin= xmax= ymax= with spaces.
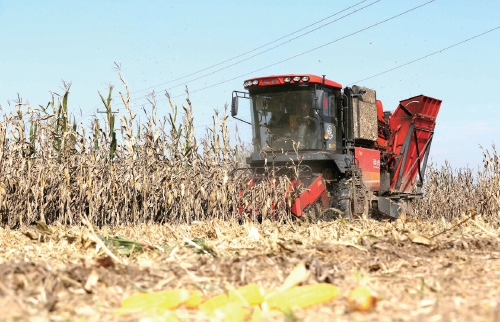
xmin=317 ymin=88 xmax=341 ymax=151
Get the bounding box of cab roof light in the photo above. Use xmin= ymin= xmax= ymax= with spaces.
xmin=302 ymin=76 xmax=309 ymax=82
xmin=284 ymin=77 xmax=291 ymax=83
xmin=293 ymin=76 xmax=301 ymax=82
xmin=252 ymin=80 xmax=259 ymax=85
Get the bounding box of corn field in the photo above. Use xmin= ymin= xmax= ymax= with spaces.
xmin=0 ymin=73 xmax=303 ymax=228
xmin=1 ymin=73 xmax=499 ymax=228
xmin=414 ymin=147 xmax=500 ymax=221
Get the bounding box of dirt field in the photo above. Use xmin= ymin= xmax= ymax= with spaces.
xmin=1 ymin=216 xmax=499 ymax=322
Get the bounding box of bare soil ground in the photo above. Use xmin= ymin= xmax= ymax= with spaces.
xmin=1 ymin=217 xmax=499 ymax=322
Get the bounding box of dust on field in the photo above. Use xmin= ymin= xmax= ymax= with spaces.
xmin=0 ymin=217 xmax=499 ymax=322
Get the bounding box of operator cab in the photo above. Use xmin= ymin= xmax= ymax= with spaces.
xmin=252 ymin=88 xmax=319 ymax=150
xmin=231 ymin=74 xmax=343 ymax=155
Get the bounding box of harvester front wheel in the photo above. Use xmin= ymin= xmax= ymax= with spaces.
xmin=331 ymin=178 xmax=353 ymax=220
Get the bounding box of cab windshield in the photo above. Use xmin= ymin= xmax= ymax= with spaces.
xmin=250 ymin=86 xmax=320 ymax=151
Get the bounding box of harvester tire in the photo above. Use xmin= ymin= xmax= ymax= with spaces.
xmin=331 ymin=178 xmax=353 ymax=220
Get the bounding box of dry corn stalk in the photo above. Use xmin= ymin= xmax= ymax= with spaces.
xmin=0 ymin=75 xmax=300 ymax=227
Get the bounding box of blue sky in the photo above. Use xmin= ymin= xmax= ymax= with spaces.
xmin=1 ymin=0 xmax=499 ymax=169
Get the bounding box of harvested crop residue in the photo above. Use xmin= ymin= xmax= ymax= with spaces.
xmin=1 ymin=217 xmax=499 ymax=321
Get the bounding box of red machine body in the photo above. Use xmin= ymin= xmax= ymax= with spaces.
xmin=354 ymin=147 xmax=381 ymax=191
xmin=308 ymin=93 xmax=440 ymax=217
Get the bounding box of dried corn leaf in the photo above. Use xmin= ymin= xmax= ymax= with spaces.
xmin=184 ymin=237 xmax=217 ymax=257
xmin=84 ymin=270 xmax=99 ymax=292
xmin=99 ymin=235 xmax=145 ymax=254
xmin=408 ymin=233 xmax=431 ymax=245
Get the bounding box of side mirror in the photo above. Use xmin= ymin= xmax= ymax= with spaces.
xmin=231 ymin=96 xmax=238 ymax=117
xmin=230 ymin=91 xmax=251 ymax=125
xmin=314 ymin=90 xmax=324 ymax=110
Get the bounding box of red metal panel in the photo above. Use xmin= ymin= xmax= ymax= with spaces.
xmin=354 ymin=147 xmax=380 ymax=191
xmin=291 ymin=176 xmax=328 ymax=217
xmin=388 ymin=95 xmax=442 ymax=193
xmin=236 ymin=175 xmax=328 ymax=218
xmin=376 ymin=100 xmax=385 ymax=122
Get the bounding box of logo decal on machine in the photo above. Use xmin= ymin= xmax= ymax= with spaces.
xmin=324 ymin=124 xmax=333 ymax=140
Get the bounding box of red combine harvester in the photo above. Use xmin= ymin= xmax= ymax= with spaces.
xmin=231 ymin=74 xmax=441 ymax=219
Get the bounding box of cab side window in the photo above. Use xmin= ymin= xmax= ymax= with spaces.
xmin=322 ymin=92 xmax=335 ymax=118
xmin=329 ymin=94 xmax=336 ymax=117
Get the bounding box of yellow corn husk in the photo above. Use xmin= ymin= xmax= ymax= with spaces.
xmin=250 ymin=306 xmax=262 ymax=322
xmin=213 ymin=302 xmax=252 ymax=322
xmin=198 ymin=293 xmax=229 ymax=314
xmin=165 ymin=312 xmax=182 ymax=322
xmin=184 ymin=290 xmax=204 ymax=309
xmin=264 ymin=283 xmax=340 ymax=311
xmin=278 ymin=261 xmax=308 ymax=292
xmin=348 ymin=286 xmax=377 ymax=312
xmin=228 ymin=283 xmax=264 ymax=306
xmin=136 ymin=311 xmax=182 ymax=322
xmin=116 ymin=289 xmax=190 ymax=315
